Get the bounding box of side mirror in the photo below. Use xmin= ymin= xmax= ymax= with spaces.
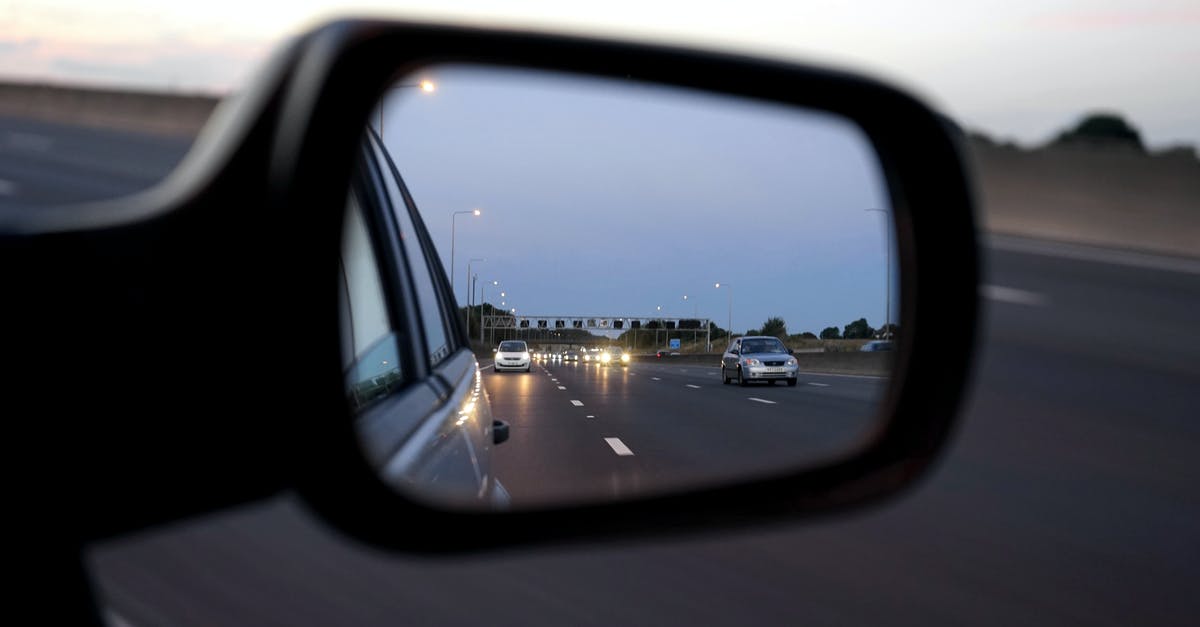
xmin=3 ymin=18 xmax=976 ymax=554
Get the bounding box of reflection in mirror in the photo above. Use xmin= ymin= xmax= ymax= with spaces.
xmin=349 ymin=64 xmax=898 ymax=511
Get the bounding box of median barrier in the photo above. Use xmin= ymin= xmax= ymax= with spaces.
xmin=0 ymin=81 xmax=220 ymax=137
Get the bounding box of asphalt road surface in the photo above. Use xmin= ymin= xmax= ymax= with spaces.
xmin=484 ymin=358 xmax=885 ymax=506
xmin=0 ymin=116 xmax=191 ymax=210
xmin=4 ymin=119 xmax=1198 ymax=625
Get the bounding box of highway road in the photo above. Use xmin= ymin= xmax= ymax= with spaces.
xmin=0 ymin=116 xmax=190 ymax=210
xmin=3 ymin=118 xmax=1198 ymax=625
xmin=484 ymin=358 xmax=885 ymax=506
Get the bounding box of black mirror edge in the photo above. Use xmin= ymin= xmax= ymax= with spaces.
xmin=267 ymin=18 xmax=980 ymax=554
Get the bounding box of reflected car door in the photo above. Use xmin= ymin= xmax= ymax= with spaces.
xmin=350 ymin=130 xmax=506 ymax=508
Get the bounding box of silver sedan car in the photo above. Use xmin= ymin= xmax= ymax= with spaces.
xmin=720 ymin=336 xmax=799 ymax=386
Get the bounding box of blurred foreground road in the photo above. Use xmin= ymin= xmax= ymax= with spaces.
xmin=4 ymin=118 xmax=1196 ymax=626
xmin=87 ymin=239 xmax=1200 ymax=627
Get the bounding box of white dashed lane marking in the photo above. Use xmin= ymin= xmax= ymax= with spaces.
xmin=586 ymin=415 xmax=595 ymax=419
xmin=686 ymin=384 xmax=701 ymax=389
xmin=557 ymin=386 xmax=566 ymax=390
xmin=570 ymin=400 xmax=584 ymax=406
xmin=807 ymin=382 xmax=830 ymax=387
xmin=651 ymin=377 xmax=661 ymax=381
xmin=981 ymin=284 xmax=1048 ymax=306
xmin=604 ymin=437 xmax=635 ymax=456
xmin=748 ymin=397 xmax=776 ymax=404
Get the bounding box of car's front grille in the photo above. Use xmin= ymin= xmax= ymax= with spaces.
xmin=765 ymin=360 xmax=786 ymax=366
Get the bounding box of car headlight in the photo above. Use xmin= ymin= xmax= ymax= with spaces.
xmin=787 ymin=358 xmax=797 ymax=366
xmin=601 ymin=354 xmax=611 ymax=362
xmin=621 ymin=353 xmax=630 ymax=362
xmin=742 ymin=358 xmax=762 ymax=366
xmin=521 ymin=352 xmax=530 ymax=359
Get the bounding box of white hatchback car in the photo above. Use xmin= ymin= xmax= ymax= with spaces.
xmin=494 ymin=340 xmax=532 ymax=372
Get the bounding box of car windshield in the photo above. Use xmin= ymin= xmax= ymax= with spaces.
xmin=741 ymin=339 xmax=787 ymax=354
xmin=498 ymin=341 xmax=526 ymax=352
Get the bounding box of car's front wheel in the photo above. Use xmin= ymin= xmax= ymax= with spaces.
xmin=722 ymin=366 xmax=731 ymax=384
xmin=738 ymin=367 xmax=749 ymax=387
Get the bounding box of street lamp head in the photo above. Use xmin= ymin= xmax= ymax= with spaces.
xmin=420 ymin=80 xmax=436 ymax=92
xmin=473 ymin=208 xmax=481 ymax=216
xmin=714 ymin=283 xmax=721 ymax=288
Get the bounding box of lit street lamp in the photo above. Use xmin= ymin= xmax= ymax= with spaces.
xmin=378 ymin=80 xmax=435 ymax=134
xmin=715 ymin=282 xmax=733 ymax=341
xmin=451 ymin=209 xmax=481 ymax=302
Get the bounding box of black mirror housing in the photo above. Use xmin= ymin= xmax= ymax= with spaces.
xmin=0 ymin=18 xmax=979 ymax=554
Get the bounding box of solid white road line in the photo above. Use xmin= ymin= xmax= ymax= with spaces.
xmin=807 ymin=382 xmax=830 ymax=387
xmin=604 ymin=437 xmax=634 ymax=456
xmin=748 ymin=397 xmax=776 ymax=404
xmin=570 ymin=400 xmax=584 ymax=406
xmin=980 ymin=284 xmax=1048 ymax=306
xmin=480 ymin=363 xmax=495 ymax=371
xmin=686 ymin=384 xmax=701 ymax=389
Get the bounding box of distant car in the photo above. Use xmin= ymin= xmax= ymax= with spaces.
xmin=582 ymin=347 xmax=602 ymax=362
xmin=495 ymin=340 xmax=532 ymax=372
xmin=562 ymin=350 xmax=579 ymax=362
xmin=600 ymin=346 xmax=631 ymax=366
xmin=721 ymin=336 xmax=798 ymax=386
xmin=860 ymin=340 xmax=895 ymax=352
xmin=656 ymin=349 xmax=680 ymax=358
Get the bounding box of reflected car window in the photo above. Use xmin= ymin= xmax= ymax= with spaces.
xmin=741 ymin=339 xmax=787 ymax=353
xmin=340 ymin=193 xmax=403 ymax=412
xmin=369 ymin=136 xmax=456 ymax=366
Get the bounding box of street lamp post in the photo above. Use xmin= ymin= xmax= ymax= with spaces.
xmin=715 ymin=282 xmax=732 ymax=343
xmin=683 ymin=295 xmax=697 ymax=349
xmin=466 ymin=258 xmax=485 ymax=306
xmin=451 ymin=209 xmax=481 ymax=303
xmin=655 ymin=305 xmax=663 ymax=348
xmin=480 ymin=280 xmax=498 ymax=345
xmin=866 ymin=208 xmax=892 ymax=337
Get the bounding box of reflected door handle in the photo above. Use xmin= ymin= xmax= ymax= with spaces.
xmin=492 ymin=420 xmax=510 ymax=445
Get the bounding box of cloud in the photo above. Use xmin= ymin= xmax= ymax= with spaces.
xmin=1029 ymin=8 xmax=1200 ymax=31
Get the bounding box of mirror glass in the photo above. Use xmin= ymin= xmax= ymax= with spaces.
xmin=344 ymin=64 xmax=898 ymax=510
